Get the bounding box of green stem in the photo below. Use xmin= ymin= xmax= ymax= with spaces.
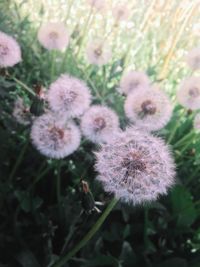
xmin=9 ymin=139 xmax=29 ymax=182
xmin=51 ymin=197 xmax=118 ymax=267
xmin=173 ymin=130 xmax=195 ymax=148
xmin=12 ymin=76 xmax=35 ymax=96
xmin=57 ymin=162 xmax=61 ymax=207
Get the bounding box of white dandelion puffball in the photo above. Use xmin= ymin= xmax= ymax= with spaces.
xmin=81 ymin=105 xmax=120 ymax=143
xmin=86 ymin=40 xmax=112 ymax=66
xmin=112 ymin=4 xmax=131 ymax=22
xmin=120 ymin=71 xmax=150 ymax=95
xmin=87 ymin=0 xmax=106 ymax=11
xmin=37 ymin=22 xmax=69 ymax=51
xmin=95 ymin=128 xmax=176 ymax=205
xmin=48 ymin=74 xmax=91 ymax=118
xmin=124 ymin=87 xmax=173 ymax=132
xmin=0 ymin=31 xmax=21 ymax=67
xmin=13 ymin=98 xmax=31 ymax=125
xmin=194 ymin=113 xmax=200 ymax=131
xmin=186 ymin=47 xmax=200 ymax=70
xmin=177 ymin=77 xmax=200 ymax=110
xmin=31 ymin=113 xmax=81 ymax=159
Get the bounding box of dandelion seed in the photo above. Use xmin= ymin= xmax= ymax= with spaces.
xmin=31 ymin=113 xmax=81 ymax=159
xmin=13 ymin=98 xmax=31 ymax=125
xmin=112 ymin=4 xmax=131 ymax=22
xmin=0 ymin=31 xmax=21 ymax=67
xmin=124 ymin=87 xmax=172 ymax=131
xmin=194 ymin=113 xmax=200 ymax=131
xmin=177 ymin=77 xmax=200 ymax=110
xmin=186 ymin=47 xmax=200 ymax=71
xmin=120 ymin=71 xmax=150 ymax=95
xmin=86 ymin=40 xmax=112 ymax=66
xmin=95 ymin=127 xmax=175 ymax=205
xmin=48 ymin=74 xmax=91 ymax=118
xmin=37 ymin=22 xmax=69 ymax=51
xmin=81 ymin=105 xmax=120 ymax=143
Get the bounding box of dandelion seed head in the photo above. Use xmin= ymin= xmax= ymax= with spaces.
xmin=186 ymin=47 xmax=200 ymax=70
xmin=194 ymin=113 xmax=200 ymax=131
xmin=87 ymin=0 xmax=106 ymax=12
xmin=48 ymin=74 xmax=91 ymax=118
xmin=37 ymin=22 xmax=69 ymax=50
xmin=95 ymin=127 xmax=176 ymax=205
xmin=112 ymin=5 xmax=131 ymax=22
xmin=86 ymin=40 xmax=112 ymax=66
xmin=81 ymin=105 xmax=120 ymax=143
xmin=0 ymin=31 xmax=21 ymax=67
xmin=124 ymin=87 xmax=173 ymax=131
xmin=31 ymin=113 xmax=81 ymax=159
xmin=120 ymin=71 xmax=150 ymax=95
xmin=13 ymin=98 xmax=31 ymax=125
xmin=177 ymin=77 xmax=200 ymax=110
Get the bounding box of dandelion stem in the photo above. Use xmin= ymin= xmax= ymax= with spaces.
xmin=51 ymin=197 xmax=118 ymax=267
xmin=12 ymin=76 xmax=35 ymax=96
xmin=9 ymin=139 xmax=29 ymax=182
xmin=173 ymin=130 xmax=195 ymax=148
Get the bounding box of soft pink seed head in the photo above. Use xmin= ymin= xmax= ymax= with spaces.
xmin=81 ymin=105 xmax=120 ymax=143
xmin=124 ymin=86 xmax=173 ymax=132
xmin=194 ymin=113 xmax=200 ymax=131
xmin=95 ymin=127 xmax=176 ymax=205
xmin=0 ymin=31 xmax=21 ymax=67
xmin=186 ymin=47 xmax=200 ymax=71
xmin=87 ymin=0 xmax=106 ymax=12
xmin=177 ymin=77 xmax=200 ymax=110
xmin=31 ymin=113 xmax=81 ymax=159
xmin=37 ymin=22 xmax=69 ymax=51
xmin=12 ymin=98 xmax=31 ymax=125
xmin=47 ymin=74 xmax=91 ymax=118
xmin=112 ymin=4 xmax=131 ymax=22
xmin=120 ymin=71 xmax=150 ymax=95
xmin=86 ymin=40 xmax=112 ymax=66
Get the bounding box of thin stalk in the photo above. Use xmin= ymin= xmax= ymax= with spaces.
xmin=9 ymin=139 xmax=29 ymax=182
xmin=12 ymin=76 xmax=35 ymax=96
xmin=51 ymin=197 xmax=118 ymax=267
xmin=65 ymin=0 xmax=74 ymax=23
xmin=173 ymin=130 xmax=195 ymax=148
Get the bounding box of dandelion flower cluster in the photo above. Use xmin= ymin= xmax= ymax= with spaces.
xmin=120 ymin=71 xmax=150 ymax=95
xmin=81 ymin=105 xmax=120 ymax=143
xmin=186 ymin=47 xmax=200 ymax=71
xmin=0 ymin=31 xmax=21 ymax=67
xmin=124 ymin=87 xmax=172 ymax=131
xmin=48 ymin=74 xmax=91 ymax=118
xmin=31 ymin=113 xmax=81 ymax=159
xmin=194 ymin=113 xmax=200 ymax=131
xmin=13 ymin=98 xmax=31 ymax=125
xmin=177 ymin=77 xmax=200 ymax=110
xmin=95 ymin=128 xmax=175 ymax=205
xmin=37 ymin=22 xmax=69 ymax=51
xmin=86 ymin=40 xmax=112 ymax=65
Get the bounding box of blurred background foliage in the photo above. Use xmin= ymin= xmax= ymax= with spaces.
xmin=0 ymin=0 xmax=200 ymax=266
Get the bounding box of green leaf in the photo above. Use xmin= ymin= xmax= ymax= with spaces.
xmin=154 ymin=258 xmax=187 ymax=267
xmin=170 ymin=185 xmax=197 ymax=227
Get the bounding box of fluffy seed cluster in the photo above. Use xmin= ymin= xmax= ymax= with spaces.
xmin=186 ymin=47 xmax=200 ymax=70
xmin=124 ymin=87 xmax=172 ymax=131
xmin=177 ymin=77 xmax=200 ymax=110
xmin=120 ymin=71 xmax=150 ymax=95
xmin=0 ymin=31 xmax=21 ymax=67
xmin=112 ymin=4 xmax=131 ymax=22
xmin=95 ymin=128 xmax=175 ymax=205
xmin=31 ymin=113 xmax=81 ymax=159
xmin=87 ymin=0 xmax=106 ymax=12
xmin=86 ymin=40 xmax=112 ymax=65
xmin=194 ymin=113 xmax=200 ymax=131
xmin=37 ymin=22 xmax=69 ymax=51
xmin=47 ymin=74 xmax=91 ymax=118
xmin=13 ymin=98 xmax=31 ymax=125
xmin=81 ymin=105 xmax=120 ymax=143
